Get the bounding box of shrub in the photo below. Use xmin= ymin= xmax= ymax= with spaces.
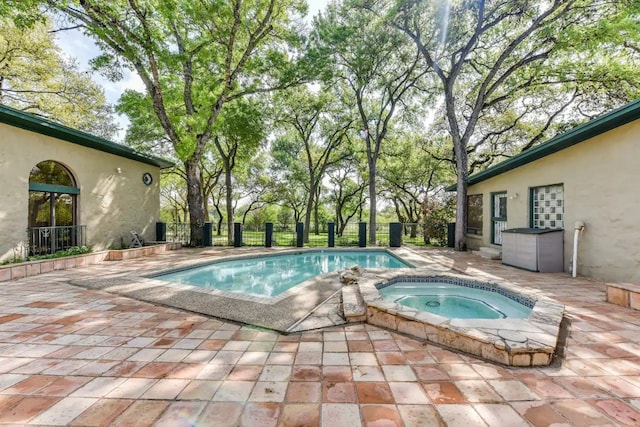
xmin=420 ymin=196 xmax=456 ymax=246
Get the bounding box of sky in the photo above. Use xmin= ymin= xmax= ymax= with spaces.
xmin=54 ymin=0 xmax=331 ymax=142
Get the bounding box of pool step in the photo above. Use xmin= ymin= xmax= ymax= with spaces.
xmin=342 ymin=285 xmax=366 ymax=322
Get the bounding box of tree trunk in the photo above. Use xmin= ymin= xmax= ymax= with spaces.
xmin=303 ymin=182 xmax=316 ymax=243
xmin=185 ymin=157 xmax=205 ymax=246
xmin=224 ymin=164 xmax=234 ymax=245
xmin=453 ymin=139 xmax=469 ymax=251
xmin=368 ymin=158 xmax=377 ymax=245
xmin=314 ymin=186 xmax=320 ymax=235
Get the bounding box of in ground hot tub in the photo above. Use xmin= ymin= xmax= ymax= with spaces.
xmin=356 ymin=273 xmax=564 ymax=366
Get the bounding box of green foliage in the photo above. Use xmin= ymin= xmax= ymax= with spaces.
xmin=0 ymin=16 xmax=117 ymax=138
xmin=22 ymin=246 xmax=91 ymax=263
xmin=420 ymin=197 xmax=456 ymax=246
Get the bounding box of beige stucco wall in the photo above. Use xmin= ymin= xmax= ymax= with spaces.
xmin=0 ymin=123 xmax=161 ymax=261
xmin=466 ymin=119 xmax=640 ymax=283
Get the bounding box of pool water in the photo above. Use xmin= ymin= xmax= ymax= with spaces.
xmin=155 ymin=250 xmax=409 ymax=298
xmin=379 ymin=282 xmax=532 ymax=319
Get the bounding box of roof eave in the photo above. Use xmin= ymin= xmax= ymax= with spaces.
xmin=0 ymin=105 xmax=175 ymax=169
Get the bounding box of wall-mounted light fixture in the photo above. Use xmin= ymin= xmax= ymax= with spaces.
xmin=509 ymin=193 xmax=519 ymax=200
xmin=115 ymin=167 xmax=123 ymax=174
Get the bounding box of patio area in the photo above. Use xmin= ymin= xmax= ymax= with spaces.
xmin=1 ymin=247 xmax=639 ymax=426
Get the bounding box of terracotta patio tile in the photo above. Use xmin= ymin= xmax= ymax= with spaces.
xmin=361 ymin=404 xmax=402 ymax=426
xmin=511 ymin=401 xmax=568 ymax=426
xmin=552 ymin=376 xmax=613 ymax=399
xmin=197 ymin=339 xmax=228 ymax=350
xmin=377 ymin=352 xmax=407 ymax=365
xmin=168 ymin=362 xmax=205 ymax=379
xmin=589 ymin=399 xmax=640 ymax=426
xmin=388 ymin=382 xmax=430 ymax=404
xmin=279 ymin=403 xmax=320 ymax=427
xmin=0 ymin=396 xmax=60 ymax=424
xmin=520 ymin=377 xmax=573 ymax=399
xmin=286 ymin=382 xmax=321 ymax=403
xmin=69 ymin=398 xmax=133 ymax=427
xmin=103 ymin=360 xmax=146 ymax=377
xmin=356 ymin=382 xmax=394 ymax=404
xmin=474 ymin=403 xmax=529 ymax=427
xmin=292 ymin=365 xmax=322 ymax=382
xmin=2 ymin=375 xmax=57 ymax=394
xmin=322 ymin=366 xmax=352 ymax=382
xmin=152 ymin=401 xmax=207 ymax=427
xmin=228 ymin=365 xmax=263 ymax=381
xmin=322 ymin=381 xmax=357 ymax=403
xmin=141 ymin=378 xmax=190 ymax=399
xmin=28 ymin=396 xmax=97 ymax=425
xmin=413 ymin=365 xmax=450 ymax=382
xmin=403 ymin=350 xmax=436 ymax=365
xmin=372 ymin=340 xmax=400 ymax=352
xmin=132 ymin=362 xmax=177 ymax=378
xmin=197 ymin=401 xmax=244 ymax=426
xmin=423 ymin=381 xmax=467 ymax=404
xmin=436 ymin=403 xmax=486 ymax=426
xmin=38 ymin=376 xmax=92 ymax=396
xmin=397 ymin=404 xmax=443 ymax=427
xmin=348 ymin=340 xmax=374 ymax=352
xmin=321 ymin=403 xmax=361 ymax=426
xmin=551 ymin=399 xmax=617 ymax=426
xmin=240 ymin=402 xmax=281 ymax=427
xmin=352 ymin=365 xmax=385 ymax=382
xmin=455 ymin=380 xmax=503 ymax=403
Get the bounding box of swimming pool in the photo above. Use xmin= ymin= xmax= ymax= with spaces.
xmin=379 ymin=281 xmax=533 ymax=319
xmin=154 ymin=250 xmax=410 ymax=298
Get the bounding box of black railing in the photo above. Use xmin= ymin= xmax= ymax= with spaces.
xmin=161 ymin=221 xmax=431 ymax=247
xmin=166 ymin=223 xmax=190 ymax=244
xmin=27 ymin=225 xmax=87 ymax=256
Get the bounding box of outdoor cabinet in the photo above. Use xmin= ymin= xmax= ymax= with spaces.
xmin=501 ymin=228 xmax=564 ymax=273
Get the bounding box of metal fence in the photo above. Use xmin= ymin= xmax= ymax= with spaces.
xmin=166 ymin=223 xmax=190 ymax=244
xmin=27 ymin=225 xmax=87 ymax=256
xmin=161 ymin=221 xmax=429 ymax=247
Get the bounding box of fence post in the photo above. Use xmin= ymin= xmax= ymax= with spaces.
xmin=389 ymin=222 xmax=402 ymax=247
xmin=296 ymin=222 xmax=304 ymax=247
xmin=265 ymin=222 xmax=273 ymax=247
xmin=328 ymin=222 xmax=335 ymax=248
xmin=358 ymin=222 xmax=367 ymax=247
xmin=203 ymin=222 xmax=213 ymax=246
xmin=155 ymin=222 xmax=167 ymax=242
xmin=233 ymin=223 xmax=243 ymax=247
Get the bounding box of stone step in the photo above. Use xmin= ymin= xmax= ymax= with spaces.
xmin=474 ymin=246 xmax=502 ymax=260
xmin=342 ymin=285 xmax=366 ymax=322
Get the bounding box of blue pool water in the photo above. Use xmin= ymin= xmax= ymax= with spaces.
xmin=155 ymin=250 xmax=410 ymax=298
xmin=379 ymin=282 xmax=532 ymax=319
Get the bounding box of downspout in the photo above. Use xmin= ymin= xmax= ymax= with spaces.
xmin=572 ymin=221 xmax=585 ymax=278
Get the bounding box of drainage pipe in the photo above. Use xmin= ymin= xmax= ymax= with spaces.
xmin=572 ymin=221 xmax=585 ymax=277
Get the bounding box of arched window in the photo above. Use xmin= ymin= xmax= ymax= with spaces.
xmin=28 ymin=161 xmax=80 ymax=254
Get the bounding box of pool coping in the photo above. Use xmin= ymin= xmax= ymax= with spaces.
xmin=355 ymin=268 xmax=565 ymax=366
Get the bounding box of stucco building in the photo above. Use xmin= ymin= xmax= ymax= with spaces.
xmin=449 ymin=99 xmax=640 ymax=283
xmin=0 ymin=105 xmax=173 ymax=262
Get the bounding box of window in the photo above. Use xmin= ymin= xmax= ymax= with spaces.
xmin=466 ymin=194 xmax=483 ymax=235
xmin=531 ymin=184 xmax=564 ymax=229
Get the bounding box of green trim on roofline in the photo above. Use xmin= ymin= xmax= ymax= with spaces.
xmin=0 ymin=104 xmax=174 ymax=169
xmin=445 ymin=98 xmax=640 ymax=191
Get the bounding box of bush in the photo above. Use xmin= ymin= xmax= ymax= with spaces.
xmin=27 ymin=246 xmax=91 ymax=262
xmin=420 ymin=197 xmax=455 ymax=246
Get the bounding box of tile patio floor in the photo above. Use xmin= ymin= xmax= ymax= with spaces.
xmin=1 ymin=247 xmax=640 ymax=426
